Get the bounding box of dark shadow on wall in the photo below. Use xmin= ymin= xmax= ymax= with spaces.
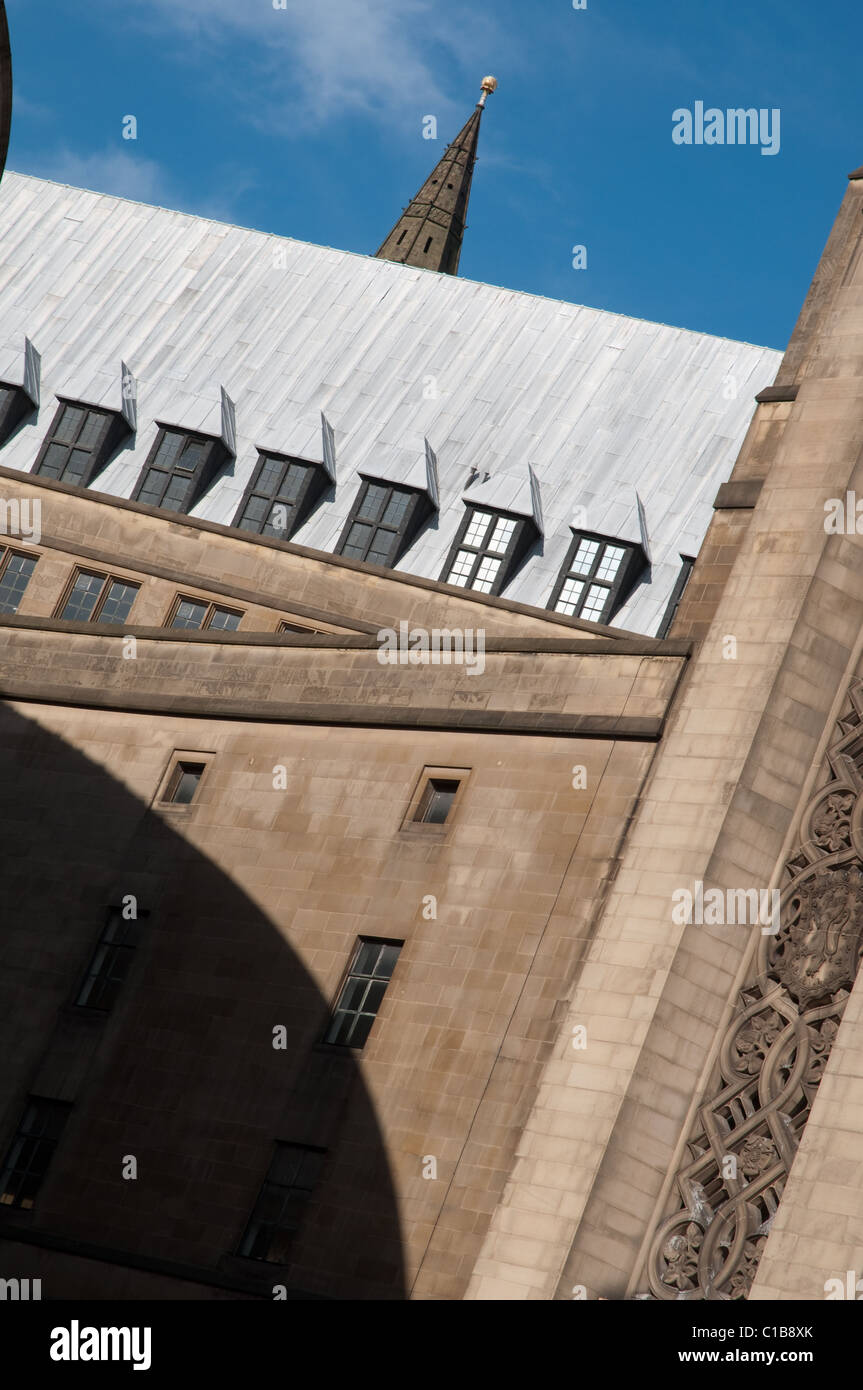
xmin=0 ymin=702 xmax=406 ymax=1300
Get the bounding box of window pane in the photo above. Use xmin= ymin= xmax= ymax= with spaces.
xmin=37 ymin=442 xmax=69 ymax=478
xmin=97 ymin=581 xmax=139 ymax=624
xmin=257 ymin=457 xmax=284 ymax=494
xmin=162 ymin=473 xmax=190 ymax=510
xmin=178 ymin=438 xmax=206 ymax=471
xmin=207 ymin=607 xmax=241 ymax=631
xmin=580 ymin=584 xmax=609 ymax=622
xmin=487 ymin=517 xmax=516 ymax=555
xmin=154 ymin=432 xmax=183 ymax=469
xmin=63 ymin=449 xmax=90 ymax=484
xmin=473 ymin=555 xmax=502 ymax=592
xmin=464 ymin=511 xmax=491 ymax=548
xmin=0 ymin=554 xmax=37 ymax=615
xmin=381 ymin=491 xmax=410 ymax=527
xmin=324 ymin=941 xmax=402 ymax=1049
xmin=447 ymin=549 xmax=475 ymax=586
xmin=167 ymin=763 xmax=204 ymax=805
xmin=77 ymin=410 xmax=108 ymax=449
xmin=137 ymin=468 xmax=168 ymax=507
xmin=416 ymin=778 xmax=460 ymax=824
xmin=555 ymin=578 xmax=584 ymax=616
xmin=356 ymin=483 xmax=387 ymax=523
xmin=341 ymin=521 xmax=372 ymax=559
xmin=61 ymin=572 xmax=104 ymax=622
xmin=569 ymin=539 xmax=600 ymax=575
xmin=171 ymin=599 xmax=208 ymax=630
xmin=0 ymin=1100 xmax=70 ymax=1210
xmin=241 ymin=496 xmax=269 ymax=525
xmin=366 ymin=532 xmax=394 ymax=567
xmin=596 ymin=545 xmax=626 ymax=582
xmin=53 ymin=405 xmax=84 ymax=445
xmin=281 ymin=463 xmax=308 ymax=503
xmin=263 ymin=502 xmax=292 ymax=537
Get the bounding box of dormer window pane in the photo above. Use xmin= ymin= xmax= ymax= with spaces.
xmin=335 ymin=480 xmax=426 ymax=569
xmin=488 ymin=517 xmax=515 ymax=554
xmin=35 ymin=401 xmax=124 ymax=488
xmin=550 ymin=532 xmax=644 ymax=624
xmin=464 ymin=511 xmax=491 ymax=547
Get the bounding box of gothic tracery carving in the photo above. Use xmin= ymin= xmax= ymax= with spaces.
xmin=644 ymin=683 xmax=863 ymax=1300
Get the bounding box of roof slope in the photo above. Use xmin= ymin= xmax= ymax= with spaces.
xmin=0 ymin=172 xmax=782 ymax=634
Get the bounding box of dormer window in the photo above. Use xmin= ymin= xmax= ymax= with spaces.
xmin=336 ymin=479 xmax=431 ymax=568
xmin=0 ymin=382 xmax=34 ymax=448
xmin=34 ymin=401 xmax=129 ymax=487
xmin=442 ymin=507 xmax=537 ymax=595
xmin=549 ymin=533 xmax=644 ymax=624
xmin=234 ymin=451 xmax=327 ymax=540
xmin=132 ymin=427 xmax=226 ymax=514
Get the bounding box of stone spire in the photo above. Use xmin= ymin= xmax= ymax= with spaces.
xmin=375 ymin=77 xmax=497 ymax=276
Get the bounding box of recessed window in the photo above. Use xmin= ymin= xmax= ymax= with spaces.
xmin=163 ymin=761 xmax=206 ymax=806
xmin=0 ymin=548 xmax=37 ymax=615
xmin=34 ymin=401 xmax=127 ymax=487
xmin=239 ymin=1144 xmax=326 ymax=1263
xmin=0 ymin=1098 xmax=71 ymax=1210
xmin=549 ymin=533 xmax=644 ymax=624
xmin=279 ymin=620 xmax=323 ymax=635
xmin=442 ymin=508 xmax=536 ymax=596
xmin=656 ymin=556 xmax=696 ymax=638
xmin=0 ymin=382 xmax=34 ymax=447
xmin=133 ymin=427 xmax=225 ymax=514
xmin=234 ymin=452 xmax=326 ymax=540
xmin=335 ymin=479 xmax=429 ymax=569
xmin=168 ymin=596 xmax=242 ymax=631
xmin=415 ymin=778 xmax=460 ymax=824
xmin=323 ymin=939 xmax=402 ymax=1049
xmin=76 ymin=906 xmax=147 ymax=1012
xmin=57 ymin=569 xmax=140 ymax=624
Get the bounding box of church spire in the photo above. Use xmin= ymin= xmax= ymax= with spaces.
xmin=375 ymin=76 xmax=497 ymax=276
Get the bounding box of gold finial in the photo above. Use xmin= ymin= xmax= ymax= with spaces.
xmin=478 ymin=75 xmax=498 ymax=108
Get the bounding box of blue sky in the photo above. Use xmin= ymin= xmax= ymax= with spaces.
xmin=5 ymin=0 xmax=862 ymax=349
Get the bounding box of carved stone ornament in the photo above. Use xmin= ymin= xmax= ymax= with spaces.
xmin=643 ymin=682 xmax=863 ymax=1299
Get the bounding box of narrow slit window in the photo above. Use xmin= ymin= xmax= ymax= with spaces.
xmin=239 ymin=1144 xmax=325 ymax=1263
xmin=76 ymin=906 xmax=147 ymax=1012
xmin=0 ymin=1099 xmax=71 ymax=1210
xmin=323 ymin=939 xmax=402 ymax=1049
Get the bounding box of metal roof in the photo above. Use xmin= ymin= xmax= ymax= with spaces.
xmin=0 ymin=172 xmax=782 ymax=634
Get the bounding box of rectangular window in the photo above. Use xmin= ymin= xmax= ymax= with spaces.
xmin=0 ymin=1099 xmax=71 ymax=1210
xmin=0 ymin=549 xmax=37 ymax=615
xmin=34 ymin=402 xmax=123 ymax=487
xmin=656 ymin=556 xmax=696 ymax=638
xmin=415 ymin=778 xmax=460 ymax=825
xmin=323 ymin=939 xmax=402 ymax=1049
xmin=234 ymin=453 xmax=323 ymax=540
xmin=132 ymin=427 xmax=224 ymax=514
xmin=163 ymin=761 xmax=206 ymax=805
xmin=335 ymin=480 xmax=426 ymax=568
xmin=239 ymin=1144 xmax=326 ymax=1263
xmin=549 ymin=533 xmax=643 ymax=624
xmin=168 ymin=596 xmax=243 ymax=631
xmin=76 ymin=907 xmax=146 ymax=1012
xmin=442 ymin=508 xmax=533 ymax=596
xmin=57 ymin=569 xmax=140 ymax=624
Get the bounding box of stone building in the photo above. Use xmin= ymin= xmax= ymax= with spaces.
xmin=0 ymin=72 xmax=858 ymax=1302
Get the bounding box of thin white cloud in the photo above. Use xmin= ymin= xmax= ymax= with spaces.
xmin=118 ymin=0 xmax=505 ymax=132
xmin=22 ymin=148 xmax=177 ymax=204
